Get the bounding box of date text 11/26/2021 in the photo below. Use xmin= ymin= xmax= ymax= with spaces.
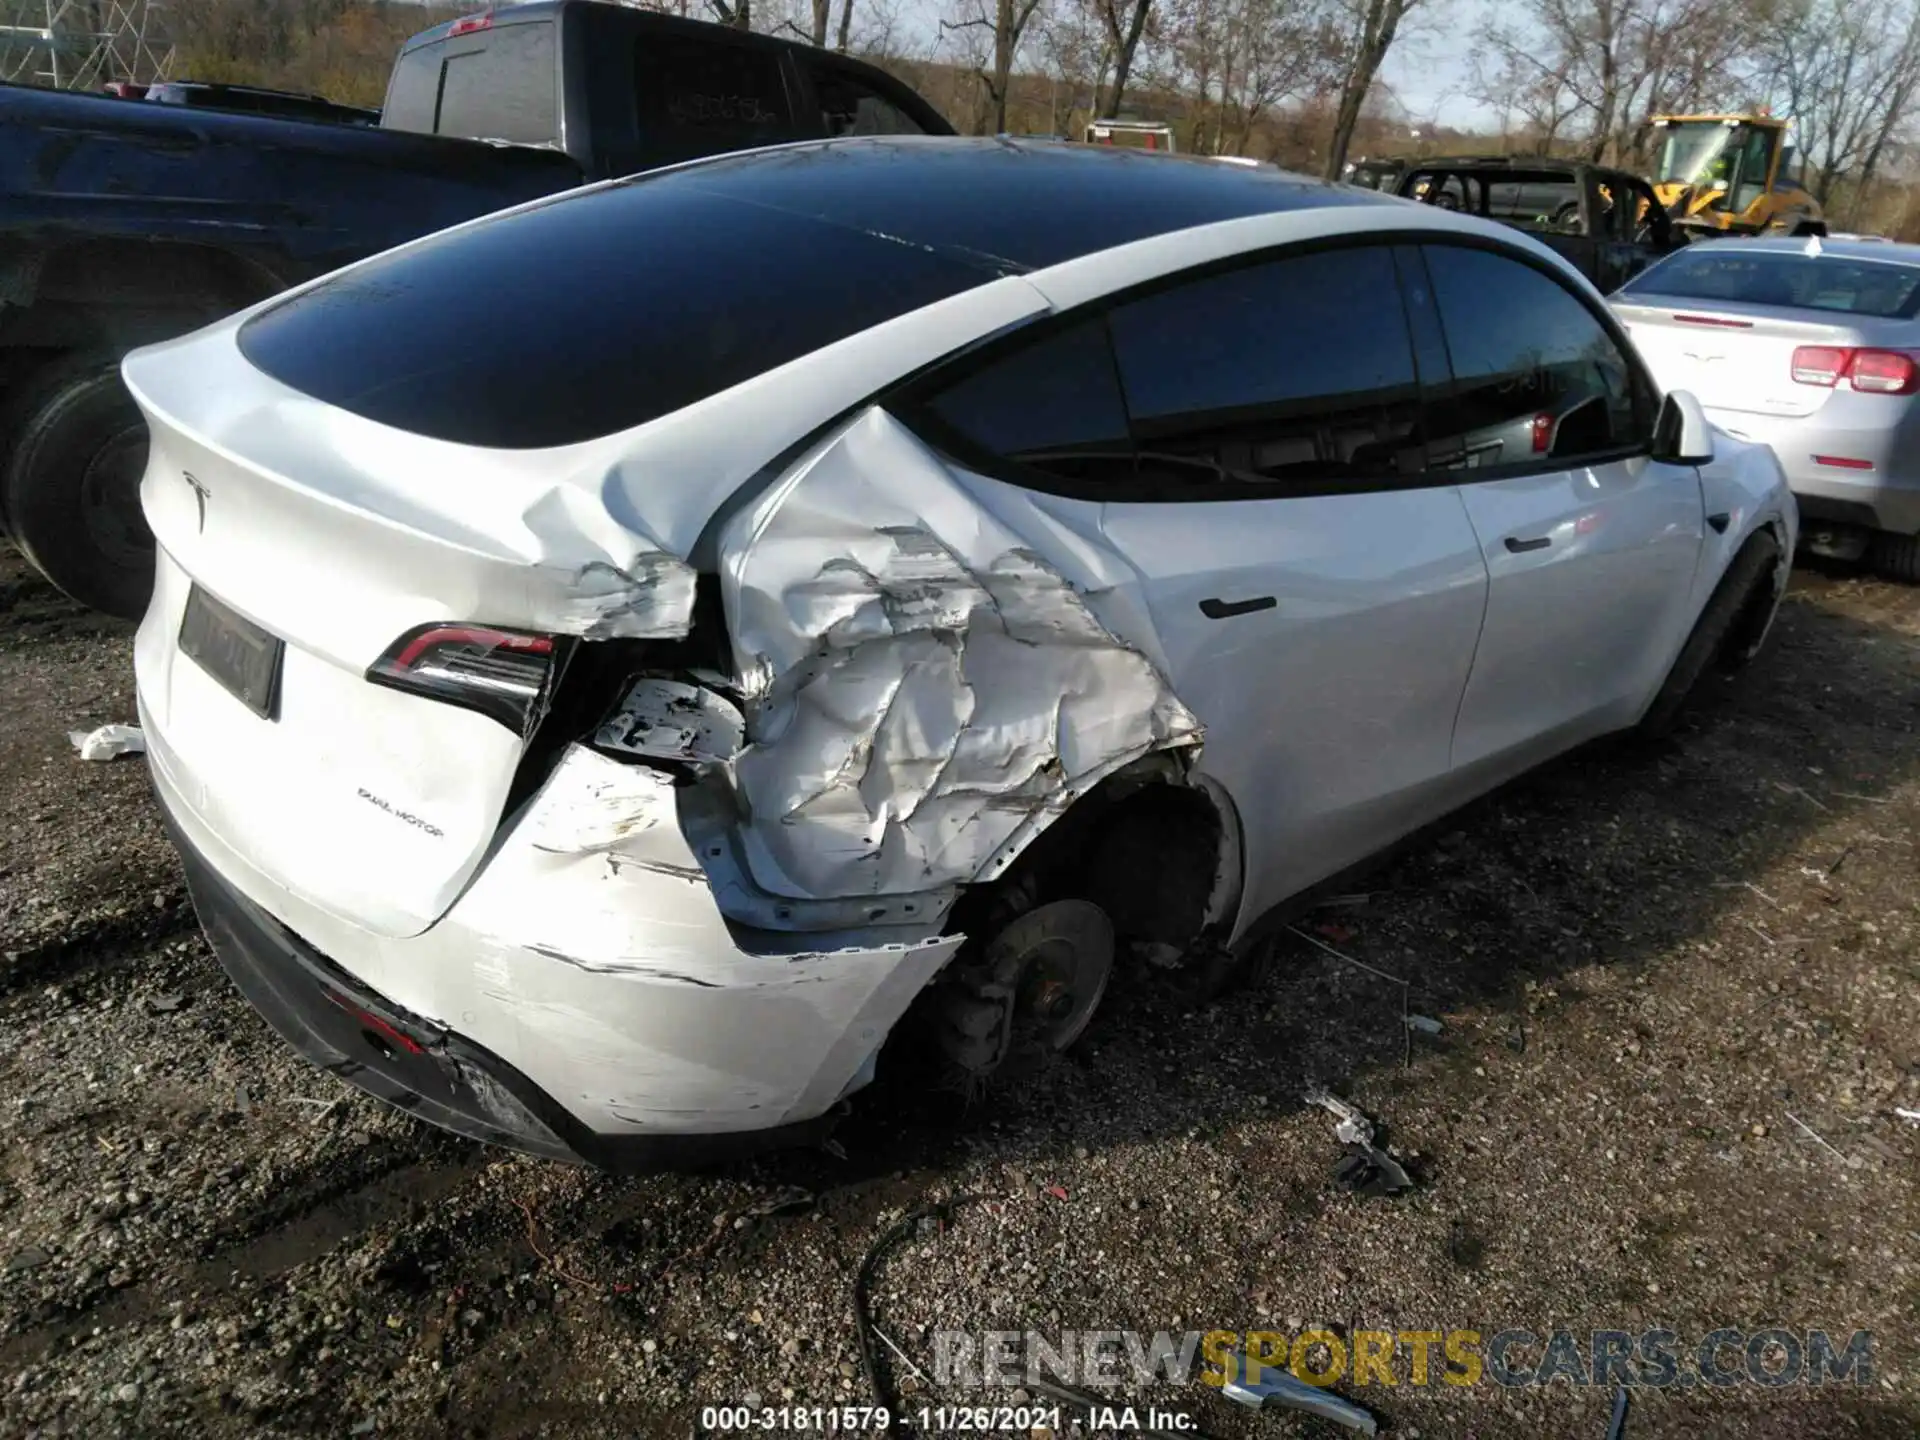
xmin=697 ymin=1404 xmax=1199 ymax=1432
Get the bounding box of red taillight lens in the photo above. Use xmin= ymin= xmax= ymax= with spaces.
xmin=1530 ymin=412 xmax=1553 ymax=454
xmin=1791 ymin=345 xmax=1850 ymax=386
xmin=366 ymin=623 xmax=558 ymax=735
xmin=449 ymin=11 xmax=493 ymax=34
xmin=1791 ymin=346 xmax=1920 ymax=393
xmin=1848 ymin=349 xmax=1919 ymax=394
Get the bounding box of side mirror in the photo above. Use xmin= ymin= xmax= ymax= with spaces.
xmin=1652 ymin=389 xmax=1715 ymax=466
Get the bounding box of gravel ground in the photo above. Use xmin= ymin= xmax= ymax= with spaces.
xmin=1 ymin=546 xmax=1917 ymax=1440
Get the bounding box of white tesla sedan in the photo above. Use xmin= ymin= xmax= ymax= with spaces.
xmin=124 ymin=138 xmax=1795 ymax=1168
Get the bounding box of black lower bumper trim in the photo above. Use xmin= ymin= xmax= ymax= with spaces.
xmin=1794 ymin=494 xmax=1889 ymax=534
xmin=155 ymin=781 xmax=834 ymax=1172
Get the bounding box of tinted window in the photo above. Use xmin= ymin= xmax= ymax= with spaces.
xmin=1108 ymin=246 xmax=1426 ymax=488
xmin=1422 ymin=244 xmax=1644 ymax=469
xmin=382 ymin=46 xmax=440 ymax=133
xmin=813 ymin=63 xmax=927 ymax=136
xmin=914 ymin=318 xmax=1130 ymax=483
xmin=1621 ymin=248 xmax=1920 ymax=319
xmin=238 ymin=183 xmax=1004 ymax=449
xmin=635 ymin=36 xmax=794 ymax=151
xmin=436 ymin=23 xmax=556 ymax=144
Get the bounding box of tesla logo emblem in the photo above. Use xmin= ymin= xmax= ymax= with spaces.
xmin=182 ymin=472 xmax=210 ymax=532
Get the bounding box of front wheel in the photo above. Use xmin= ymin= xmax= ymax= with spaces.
xmin=3 ymin=355 xmax=154 ymax=620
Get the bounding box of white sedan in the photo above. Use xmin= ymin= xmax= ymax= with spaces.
xmin=1611 ymin=236 xmax=1920 ymax=581
xmin=123 ymin=137 xmax=1796 ymax=1168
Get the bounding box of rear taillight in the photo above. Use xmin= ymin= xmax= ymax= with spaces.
xmin=1530 ymin=413 xmax=1553 ymax=454
xmin=1791 ymin=346 xmax=1850 ymax=386
xmin=367 ymin=624 xmax=558 ymax=735
xmin=1848 ymin=349 xmax=1918 ymax=394
xmin=1791 ymin=346 xmax=1920 ymax=394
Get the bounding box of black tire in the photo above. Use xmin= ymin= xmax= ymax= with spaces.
xmin=1636 ymin=530 xmax=1782 ymax=740
xmin=2 ymin=355 xmax=154 ymax=619
xmin=1870 ymin=531 xmax=1920 ymax=584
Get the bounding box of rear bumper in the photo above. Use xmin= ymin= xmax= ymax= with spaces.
xmin=1707 ymin=406 xmax=1920 ymax=536
xmin=139 ymin=689 xmax=963 ymax=1165
xmin=159 ymin=782 xmax=839 ymax=1171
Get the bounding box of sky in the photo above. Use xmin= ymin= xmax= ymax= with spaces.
xmin=1375 ymin=0 xmax=1503 ymax=132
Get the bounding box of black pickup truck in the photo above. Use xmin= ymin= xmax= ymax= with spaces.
xmin=0 ymin=1 xmax=952 ymax=617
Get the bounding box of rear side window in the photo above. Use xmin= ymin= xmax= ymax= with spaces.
xmin=237 ymin=179 xmax=1004 ymax=449
xmin=635 ymin=36 xmax=794 ymax=151
xmin=811 ymin=63 xmax=928 ymax=136
xmin=382 ymin=46 xmax=439 ymax=133
xmin=903 ymin=244 xmax=1428 ymax=494
xmin=912 ymin=318 xmax=1131 ymax=485
xmin=1622 ymin=248 xmax=1920 ymax=319
xmin=435 ymin=23 xmax=556 ymax=144
xmin=1421 ymin=244 xmax=1645 ymax=469
xmin=1108 ymin=245 xmax=1426 ymax=488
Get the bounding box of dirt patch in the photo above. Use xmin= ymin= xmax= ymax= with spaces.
xmin=1 ymin=548 xmax=1916 ymax=1438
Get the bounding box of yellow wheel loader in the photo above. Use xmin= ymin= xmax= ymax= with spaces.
xmin=1649 ymin=113 xmax=1827 ymax=238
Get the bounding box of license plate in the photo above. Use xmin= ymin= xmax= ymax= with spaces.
xmin=179 ymin=585 xmax=284 ymax=719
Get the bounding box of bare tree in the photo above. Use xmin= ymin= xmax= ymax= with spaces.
xmin=1471 ymin=0 xmax=1761 ymax=165
xmin=1468 ymin=35 xmax=1580 ymax=153
xmin=1230 ymin=0 xmax=1338 ymax=150
xmin=1038 ymin=0 xmax=1114 ymax=134
xmin=705 ymin=0 xmax=755 ymax=30
xmin=1093 ymin=0 xmax=1155 ymax=115
xmin=1321 ymin=0 xmax=1425 ymax=179
xmin=941 ymin=0 xmax=1052 ymax=133
xmin=1757 ymin=0 xmax=1920 ymax=206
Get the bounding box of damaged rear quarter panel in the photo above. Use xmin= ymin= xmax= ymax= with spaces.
xmin=715 ymin=406 xmax=1204 ymax=902
xmin=380 ymin=746 xmax=965 ymax=1129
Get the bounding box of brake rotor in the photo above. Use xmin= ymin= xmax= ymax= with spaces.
xmin=938 ymin=899 xmax=1115 ymax=1080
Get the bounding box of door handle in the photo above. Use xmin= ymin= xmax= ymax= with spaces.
xmin=1504 ymin=535 xmax=1552 ymax=553
xmin=1199 ymin=595 xmax=1277 ymax=620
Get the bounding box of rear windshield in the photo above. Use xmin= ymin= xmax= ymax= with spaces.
xmin=383 ymin=45 xmax=439 ymax=132
xmin=236 ymin=176 xmax=1007 ymax=449
xmin=381 ymin=21 xmax=555 ymax=145
xmin=1622 ymin=248 xmax=1920 ymax=319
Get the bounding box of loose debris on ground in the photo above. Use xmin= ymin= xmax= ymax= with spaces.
xmin=2 ymin=549 xmax=1918 ymax=1438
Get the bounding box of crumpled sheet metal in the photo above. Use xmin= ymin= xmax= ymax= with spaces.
xmin=516 ymin=479 xmax=698 ymax=640
xmin=454 ymin=746 xmax=964 ymax=1127
xmin=596 ymin=676 xmax=747 ymax=766
xmin=717 ymin=407 xmax=1204 ymax=901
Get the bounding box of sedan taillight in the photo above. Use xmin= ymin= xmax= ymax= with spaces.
xmin=366 ymin=623 xmax=558 ymax=734
xmin=1790 ymin=345 xmax=1920 ymax=394
xmin=1848 ymin=349 xmax=1920 ymax=394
